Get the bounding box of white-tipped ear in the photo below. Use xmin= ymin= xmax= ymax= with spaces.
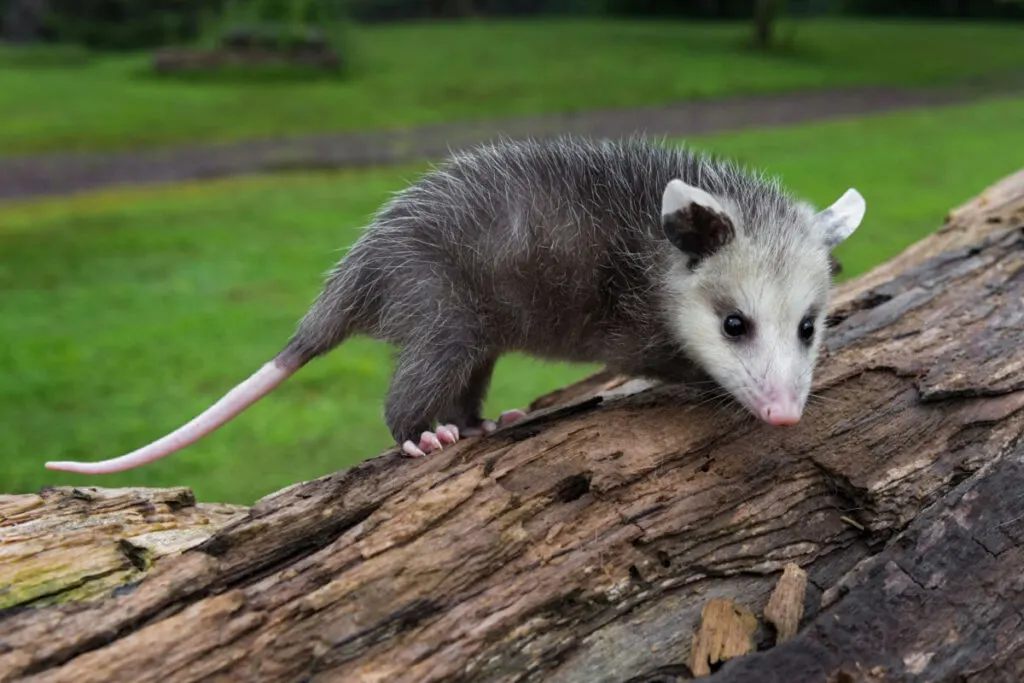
xmin=815 ymin=188 xmax=865 ymax=248
xmin=661 ymin=179 xmax=736 ymax=265
xmin=661 ymin=179 xmax=725 ymax=217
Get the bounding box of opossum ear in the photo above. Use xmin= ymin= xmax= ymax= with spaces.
xmin=661 ymin=179 xmax=735 ymax=267
xmin=815 ymin=188 xmax=865 ymax=249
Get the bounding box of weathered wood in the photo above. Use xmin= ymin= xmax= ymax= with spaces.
xmin=0 ymin=487 xmax=246 ymax=611
xmin=1 ymin=170 xmax=1022 ymax=683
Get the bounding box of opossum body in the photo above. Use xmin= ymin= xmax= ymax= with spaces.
xmin=45 ymin=137 xmax=865 ymax=475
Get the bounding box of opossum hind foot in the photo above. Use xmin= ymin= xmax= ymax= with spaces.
xmin=400 ymin=409 xmax=529 ymax=457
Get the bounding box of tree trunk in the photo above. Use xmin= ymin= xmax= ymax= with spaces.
xmin=2 ymin=170 xmax=1024 ymax=682
xmin=425 ymin=0 xmax=475 ymax=19
xmin=0 ymin=0 xmax=51 ymax=43
xmin=698 ymin=0 xmax=722 ymax=19
xmin=752 ymin=0 xmax=779 ymax=50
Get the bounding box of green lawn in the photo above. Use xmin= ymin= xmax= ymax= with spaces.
xmin=1 ymin=19 xmax=1023 ymax=155
xmin=2 ymin=95 xmax=1023 ymax=505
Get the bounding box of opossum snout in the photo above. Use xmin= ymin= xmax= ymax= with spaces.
xmin=753 ymin=389 xmax=803 ymax=426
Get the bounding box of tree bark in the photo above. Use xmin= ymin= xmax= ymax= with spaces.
xmin=2 ymin=169 xmax=1024 ymax=683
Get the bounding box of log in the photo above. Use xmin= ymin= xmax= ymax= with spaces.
xmin=2 ymin=169 xmax=1023 ymax=683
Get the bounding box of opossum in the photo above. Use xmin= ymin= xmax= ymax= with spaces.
xmin=44 ymin=136 xmax=865 ymax=475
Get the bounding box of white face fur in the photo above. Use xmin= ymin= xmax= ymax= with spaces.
xmin=659 ymin=178 xmax=865 ymax=426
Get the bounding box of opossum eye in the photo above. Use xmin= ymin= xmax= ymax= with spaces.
xmin=722 ymin=314 xmax=749 ymax=339
xmin=798 ymin=316 xmax=815 ymax=344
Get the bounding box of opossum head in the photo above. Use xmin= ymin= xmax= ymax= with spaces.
xmin=659 ymin=177 xmax=865 ymax=426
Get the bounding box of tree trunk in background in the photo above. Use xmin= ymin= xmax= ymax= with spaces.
xmin=698 ymin=0 xmax=722 ymax=18
xmin=425 ymin=0 xmax=475 ymax=18
xmin=0 ymin=0 xmax=51 ymax=42
xmin=752 ymin=0 xmax=779 ymax=49
xmin=2 ymin=169 xmax=1024 ymax=682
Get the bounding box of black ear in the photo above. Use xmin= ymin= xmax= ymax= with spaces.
xmin=662 ymin=202 xmax=736 ymax=268
xmin=828 ymin=254 xmax=842 ymax=276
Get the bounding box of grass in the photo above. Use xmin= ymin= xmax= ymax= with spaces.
xmin=2 ymin=95 xmax=1023 ymax=505
xmin=1 ymin=18 xmax=1023 ymax=155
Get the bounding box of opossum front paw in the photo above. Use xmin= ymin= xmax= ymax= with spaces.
xmin=401 ymin=424 xmax=460 ymax=457
xmin=457 ymin=409 xmax=528 ymax=437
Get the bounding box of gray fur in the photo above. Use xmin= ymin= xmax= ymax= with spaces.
xmin=276 ymin=135 xmax=840 ymax=444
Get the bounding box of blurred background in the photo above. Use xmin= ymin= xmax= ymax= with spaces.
xmin=1 ymin=0 xmax=1022 ymax=505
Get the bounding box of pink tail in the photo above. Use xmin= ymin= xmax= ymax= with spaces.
xmin=45 ymin=360 xmax=296 ymax=475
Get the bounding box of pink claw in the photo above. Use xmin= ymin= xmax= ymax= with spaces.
xmin=402 ymin=440 xmax=426 ymax=457
xmin=436 ymin=424 xmax=459 ymax=444
xmin=499 ymin=409 xmax=527 ymax=426
xmin=401 ymin=424 xmax=461 ymax=457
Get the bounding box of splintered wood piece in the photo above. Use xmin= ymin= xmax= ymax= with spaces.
xmin=764 ymin=562 xmax=809 ymax=643
xmin=688 ymin=598 xmax=758 ymax=676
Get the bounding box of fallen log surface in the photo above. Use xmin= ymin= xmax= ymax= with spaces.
xmin=2 ymin=170 xmax=1023 ymax=683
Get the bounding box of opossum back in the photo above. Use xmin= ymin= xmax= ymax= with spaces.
xmin=347 ymin=137 xmax=800 ymax=351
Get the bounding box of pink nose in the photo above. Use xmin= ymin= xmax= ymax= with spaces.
xmin=757 ymin=398 xmax=803 ymax=426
